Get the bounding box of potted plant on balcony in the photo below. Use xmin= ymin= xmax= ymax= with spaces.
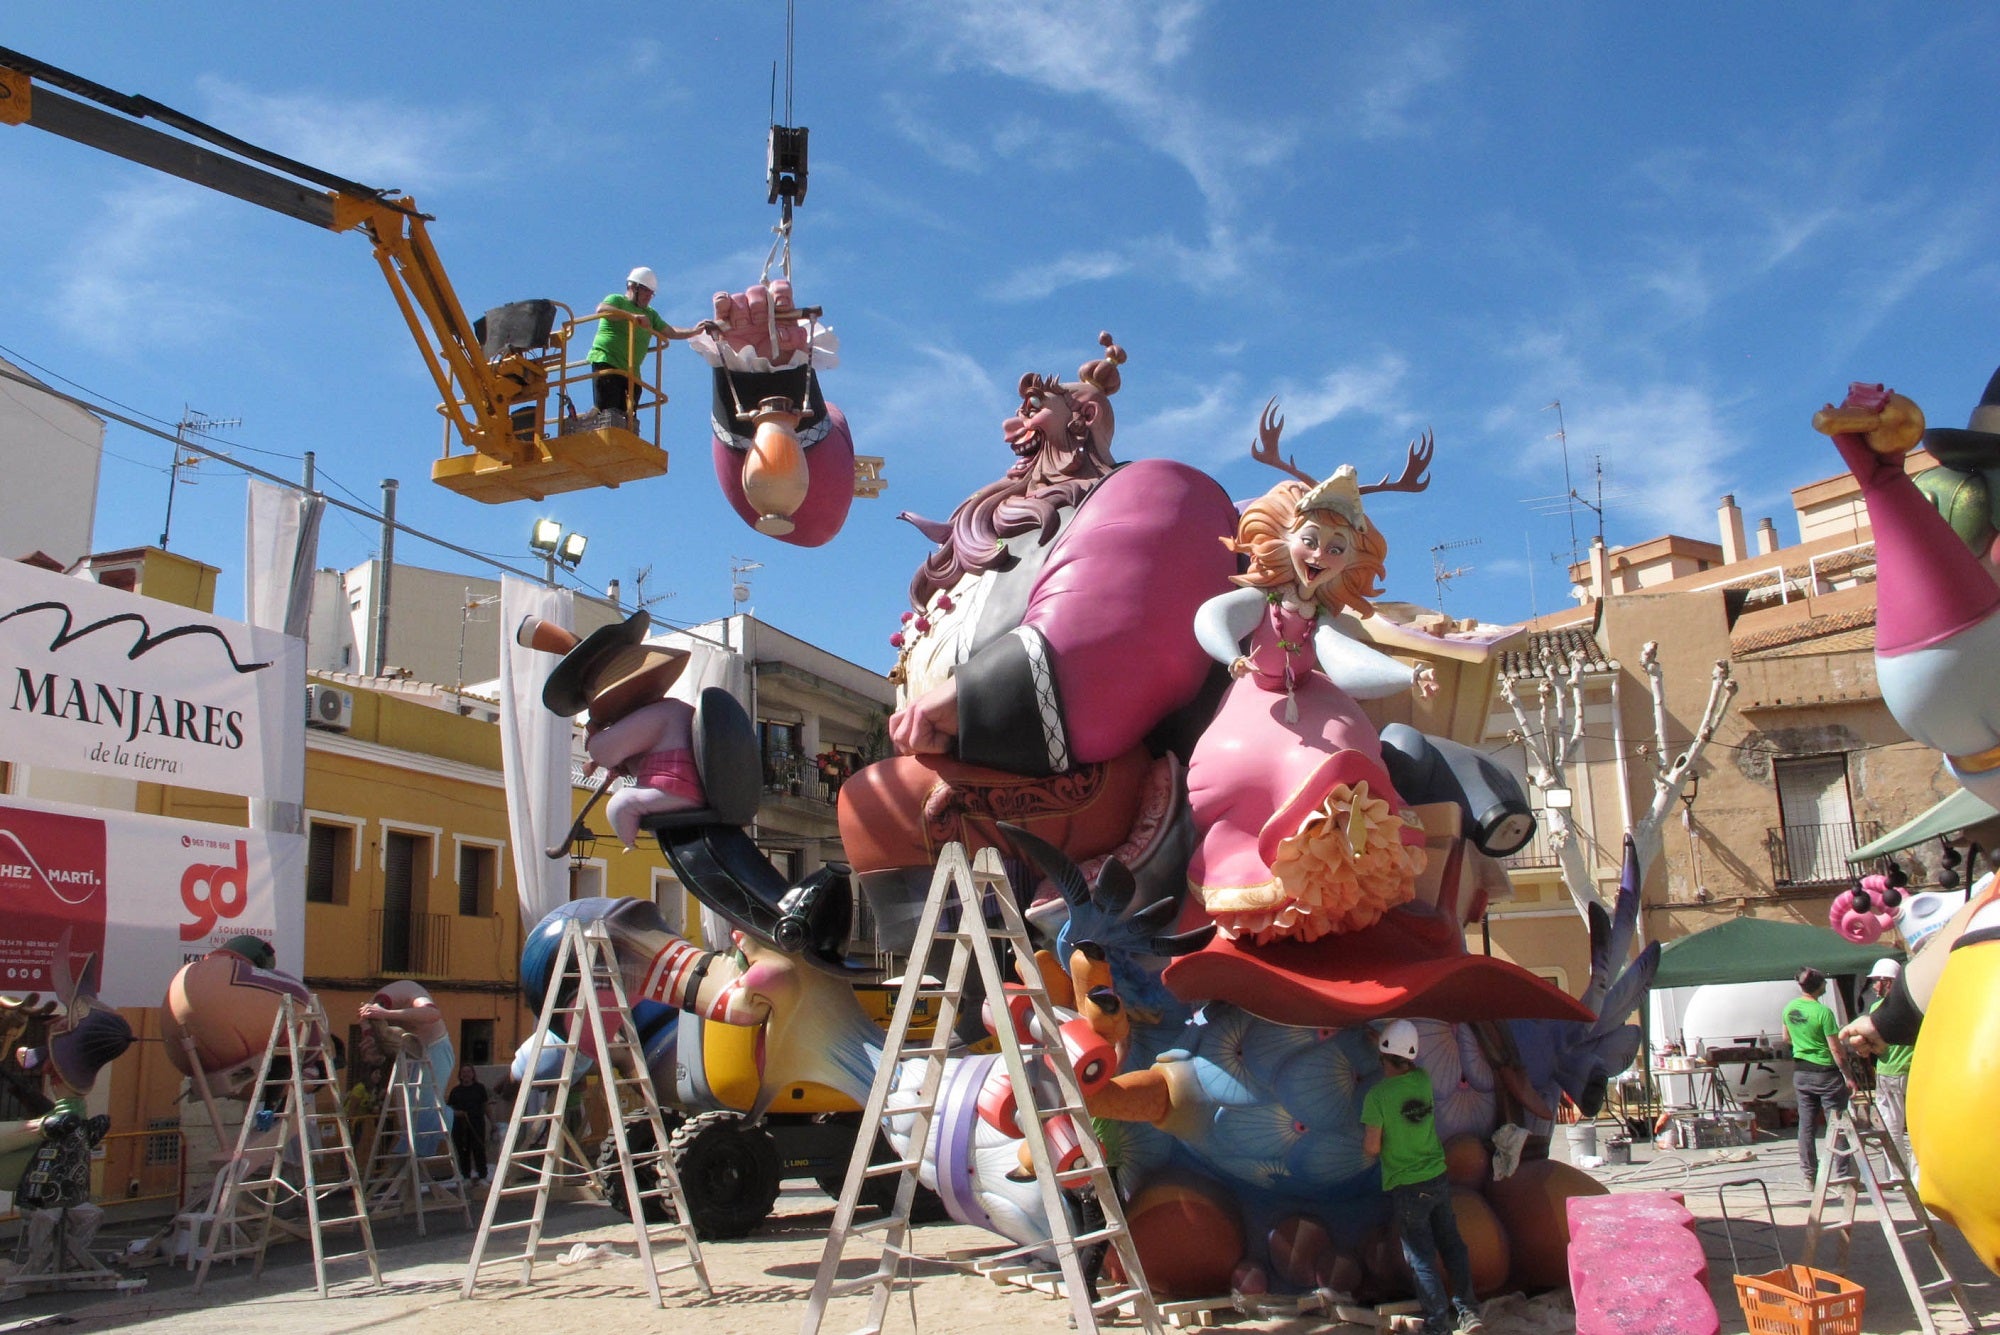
xmin=814 ymin=748 xmax=850 ymax=797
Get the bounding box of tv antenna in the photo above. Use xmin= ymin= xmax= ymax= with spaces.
xmin=161 ymin=406 xmax=239 ymax=549
xmin=1523 ymin=443 xmax=1629 ymax=560
xmin=730 ymin=558 xmax=763 ymax=613
xmin=631 ymin=564 xmax=675 ymax=613
xmin=1429 ymin=537 xmax=1480 ymax=615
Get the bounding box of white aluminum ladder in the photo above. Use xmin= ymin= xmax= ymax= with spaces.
xmin=193 ymin=995 xmax=381 ymax=1296
xmin=1803 ymin=1107 xmax=1981 ymax=1334
xmin=800 ymin=842 xmax=1163 ymax=1335
xmin=362 ymin=1045 xmax=471 ymax=1234
xmin=460 ymin=916 xmax=711 ymax=1305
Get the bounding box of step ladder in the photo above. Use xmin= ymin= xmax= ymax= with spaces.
xmin=362 ymin=1044 xmax=471 ymax=1235
xmin=193 ymin=995 xmax=381 ymax=1297
xmin=1802 ymin=1108 xmax=1981 ymax=1335
xmin=800 ymin=842 xmax=1164 ymax=1335
xmin=461 ymin=915 xmax=711 ymax=1306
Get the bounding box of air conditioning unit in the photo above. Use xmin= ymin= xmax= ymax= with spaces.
xmin=306 ymin=683 xmax=354 ymax=731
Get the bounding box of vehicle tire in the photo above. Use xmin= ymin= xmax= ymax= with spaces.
xmin=668 ymin=1110 xmax=782 ymax=1239
xmin=813 ymin=1131 xmax=951 ymax=1223
xmin=595 ymin=1114 xmax=684 ymax=1224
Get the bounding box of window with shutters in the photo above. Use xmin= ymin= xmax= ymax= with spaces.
xmin=460 ymin=1019 xmax=494 ymax=1066
xmin=1769 ymin=754 xmax=1876 ymax=885
xmin=652 ymin=869 xmax=685 ymax=936
xmin=307 ymin=822 xmax=353 ymax=905
xmin=457 ymin=843 xmax=495 ymax=917
xmin=381 ymin=830 xmax=424 ymax=972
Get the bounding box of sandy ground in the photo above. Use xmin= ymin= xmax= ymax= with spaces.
xmin=0 ymin=1131 xmax=1993 ymax=1335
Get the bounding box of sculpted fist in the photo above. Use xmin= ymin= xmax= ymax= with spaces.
xmin=708 ymin=280 xmax=814 ymax=365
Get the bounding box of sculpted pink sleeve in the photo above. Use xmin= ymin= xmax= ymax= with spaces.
xmin=1022 ymin=459 xmax=1238 ymax=765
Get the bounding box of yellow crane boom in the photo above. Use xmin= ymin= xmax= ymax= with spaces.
xmin=0 ymin=48 xmax=670 ymax=503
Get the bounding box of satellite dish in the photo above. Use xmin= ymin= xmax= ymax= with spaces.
xmin=732 ymin=584 xmax=750 ymax=602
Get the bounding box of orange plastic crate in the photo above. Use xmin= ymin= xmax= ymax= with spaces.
xmin=1733 ymin=1265 xmax=1866 ymax=1335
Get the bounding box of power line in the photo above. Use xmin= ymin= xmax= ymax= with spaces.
xmin=3 ymin=364 xmax=744 ymax=633
xmin=0 ymin=364 xmax=552 ymax=587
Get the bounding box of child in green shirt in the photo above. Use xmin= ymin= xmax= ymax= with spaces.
xmin=1362 ymin=1019 xmax=1484 ymax=1335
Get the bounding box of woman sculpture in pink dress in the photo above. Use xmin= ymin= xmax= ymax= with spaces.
xmin=1187 ymin=459 xmax=1437 ymax=944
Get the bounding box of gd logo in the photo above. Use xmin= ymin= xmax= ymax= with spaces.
xmin=182 ymin=840 xmax=250 ymax=941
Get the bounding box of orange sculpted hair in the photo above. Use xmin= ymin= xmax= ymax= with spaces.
xmin=1225 ymin=480 xmax=1389 ymax=617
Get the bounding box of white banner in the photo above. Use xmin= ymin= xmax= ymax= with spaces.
xmin=499 ymin=577 xmax=574 ymax=928
xmin=244 ymin=479 xmax=324 ymax=642
xmin=0 ymin=795 xmax=304 ymax=1008
xmin=0 ymin=559 xmax=305 ymax=803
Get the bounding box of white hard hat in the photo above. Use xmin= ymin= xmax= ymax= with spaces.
xmin=627 ymin=266 xmax=660 ymax=292
xmin=1377 ymin=1019 xmax=1421 ymax=1062
xmin=1868 ymin=958 xmax=1902 ymax=981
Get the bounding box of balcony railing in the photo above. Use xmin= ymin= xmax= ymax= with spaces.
xmin=1501 ymin=822 xmax=1562 ymax=870
xmin=1766 ymin=820 xmax=1882 ymax=887
xmin=369 ymin=910 xmax=452 ymax=977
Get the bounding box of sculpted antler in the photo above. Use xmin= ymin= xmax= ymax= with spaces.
xmin=1359 ymin=429 xmax=1434 ymax=496
xmin=1248 ymin=398 xmax=1316 ymax=486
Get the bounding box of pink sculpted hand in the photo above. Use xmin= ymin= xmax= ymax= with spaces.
xmin=708 ymin=280 xmax=812 ymax=363
xmin=889 ymin=679 xmax=960 ymax=755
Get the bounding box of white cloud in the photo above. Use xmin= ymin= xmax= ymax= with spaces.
xmin=984 ymin=221 xmax=1275 ymax=302
xmin=56 ymin=182 xmax=234 ymax=354
xmin=192 ymin=76 xmax=483 ymax=189
xmin=1282 ymin=355 xmax=1413 ymax=434
xmin=1124 ymin=352 xmax=1413 ymax=471
xmin=900 ymin=1 xmax=1304 ymax=234
xmin=881 ymin=92 xmax=983 ymax=173
xmin=1353 ymin=25 xmax=1469 ymax=142
xmin=1502 ymin=381 xmax=1742 ymax=537
xmin=847 ymin=340 xmax=1011 ymax=473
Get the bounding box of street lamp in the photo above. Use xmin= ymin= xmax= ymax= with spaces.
xmin=529 ymin=519 xmax=589 ymax=586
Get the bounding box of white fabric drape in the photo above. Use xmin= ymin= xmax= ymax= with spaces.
xmin=243 ymin=479 xmax=324 ymax=641
xmin=241 ymin=478 xmax=322 ymax=976
xmin=500 ymin=577 xmax=575 ymax=928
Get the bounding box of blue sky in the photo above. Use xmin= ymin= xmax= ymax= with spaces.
xmin=6 ymin=4 xmax=2000 ymax=673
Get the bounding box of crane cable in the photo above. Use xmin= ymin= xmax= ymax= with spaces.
xmin=759 ymin=0 xmax=800 ymax=290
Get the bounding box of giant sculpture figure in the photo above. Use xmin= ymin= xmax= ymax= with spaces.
xmin=839 ymin=334 xmax=1240 ymax=948
xmin=511 ymin=349 xmax=1654 ymax=1303
xmin=0 ymin=944 xmax=135 ymax=1280
xmin=1819 ymin=374 xmax=2000 ymax=1274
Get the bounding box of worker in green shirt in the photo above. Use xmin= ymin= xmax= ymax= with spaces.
xmin=587 ymin=266 xmax=712 ymax=416
xmin=1362 ymin=1020 xmax=1485 ymax=1335
xmin=1866 ymin=959 xmax=1914 ymax=1147
xmin=1782 ymin=967 xmax=1856 ymax=1186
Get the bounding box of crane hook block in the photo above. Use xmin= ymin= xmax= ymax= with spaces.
xmin=767 ymin=124 xmax=808 ymax=208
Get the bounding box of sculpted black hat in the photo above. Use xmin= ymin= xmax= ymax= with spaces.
xmin=518 ymin=609 xmax=689 ymax=721
xmin=1923 ymin=365 xmax=2000 ymax=471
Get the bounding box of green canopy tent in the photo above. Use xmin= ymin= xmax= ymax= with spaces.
xmin=1849 ymin=787 xmax=1999 ymax=863
xmin=1652 ymin=915 xmax=1899 ymax=990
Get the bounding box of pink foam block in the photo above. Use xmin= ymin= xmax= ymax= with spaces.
xmin=1568 ymin=1192 xmax=1718 ymax=1335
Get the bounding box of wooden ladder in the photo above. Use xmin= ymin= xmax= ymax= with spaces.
xmin=460 ymin=915 xmax=711 ymax=1306
xmin=193 ymin=995 xmax=381 ymax=1296
xmin=800 ymin=842 xmax=1163 ymax=1335
xmin=362 ymin=1045 xmax=471 ymax=1234
xmin=1803 ymin=1107 xmax=1981 ymax=1334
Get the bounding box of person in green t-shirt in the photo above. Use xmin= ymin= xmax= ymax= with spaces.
xmin=587 ymin=266 xmax=712 ymax=414
xmin=1782 ymin=967 xmax=1856 ymax=1185
xmin=1362 ymin=1020 xmax=1484 ymax=1335
xmin=1865 ymin=958 xmax=1914 ymax=1147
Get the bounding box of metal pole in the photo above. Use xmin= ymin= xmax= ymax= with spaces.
xmin=375 ymin=479 xmax=398 ymax=676
xmin=161 ymin=410 xmax=190 ymax=549
xmin=302 ymin=450 xmax=316 ymax=493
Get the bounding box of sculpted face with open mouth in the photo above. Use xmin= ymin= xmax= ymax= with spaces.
xmin=1284 ymin=516 xmax=1355 ymax=601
